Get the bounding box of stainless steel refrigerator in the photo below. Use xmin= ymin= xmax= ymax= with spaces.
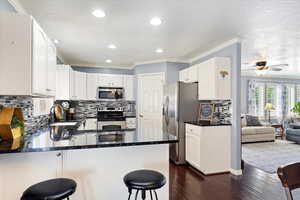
xmin=163 ymin=82 xmax=199 ymax=164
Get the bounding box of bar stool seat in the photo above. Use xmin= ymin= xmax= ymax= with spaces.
xmin=124 ymin=170 xmax=166 ymax=200
xmin=21 ymin=178 xmax=77 ymax=200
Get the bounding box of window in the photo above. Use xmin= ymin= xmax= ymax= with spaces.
xmin=285 ymin=84 xmax=296 ymax=116
xmin=296 ymin=85 xmax=300 ymax=103
xmin=254 ymin=83 xmax=264 ymax=117
xmin=265 ymin=84 xmax=278 ymax=117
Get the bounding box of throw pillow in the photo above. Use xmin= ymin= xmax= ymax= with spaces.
xmin=245 ymin=115 xmax=262 ymax=126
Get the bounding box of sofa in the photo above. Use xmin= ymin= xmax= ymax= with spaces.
xmin=241 ymin=115 xmax=276 ymax=143
xmin=286 ymin=123 xmax=300 ymax=144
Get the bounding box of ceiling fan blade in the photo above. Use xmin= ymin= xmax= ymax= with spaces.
xmin=268 ymin=64 xmax=288 ymax=68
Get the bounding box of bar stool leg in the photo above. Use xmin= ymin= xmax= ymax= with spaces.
xmin=141 ymin=190 xmax=146 ymax=200
xmin=150 ymin=190 xmax=153 ymax=200
xmin=154 ymin=190 xmax=158 ymax=200
xmin=128 ymin=188 xmax=132 ymax=200
xmin=135 ymin=190 xmax=139 ymax=200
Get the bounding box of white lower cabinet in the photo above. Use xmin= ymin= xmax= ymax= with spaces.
xmin=126 ymin=118 xmax=136 ymax=129
xmin=185 ymin=123 xmax=231 ymax=175
xmin=85 ymin=118 xmax=98 ymax=130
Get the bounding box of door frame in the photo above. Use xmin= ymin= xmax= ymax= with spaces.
xmin=137 ymin=72 xmax=165 ymax=127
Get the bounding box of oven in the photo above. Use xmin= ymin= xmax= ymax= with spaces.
xmin=97 ymin=87 xmax=124 ymax=101
xmin=97 ymin=107 xmax=126 ymax=130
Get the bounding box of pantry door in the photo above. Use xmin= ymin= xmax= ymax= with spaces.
xmin=138 ymin=73 xmax=165 ymax=133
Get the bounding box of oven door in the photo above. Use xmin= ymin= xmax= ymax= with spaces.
xmin=97 ymin=88 xmax=124 ymax=100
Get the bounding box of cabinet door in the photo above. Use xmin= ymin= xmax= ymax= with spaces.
xmin=76 ymin=71 xmax=87 ymax=100
xmin=32 ymin=21 xmax=48 ymax=95
xmin=179 ymin=69 xmax=189 ymax=82
xmin=188 ymin=65 xmax=198 ymax=83
xmin=110 ymin=75 xmax=124 ymax=87
xmin=56 ymin=65 xmax=70 ymax=100
xmin=46 ymin=42 xmax=56 ymax=96
xmin=216 ymin=58 xmax=231 ymax=100
xmin=198 ymin=60 xmax=216 ymax=100
xmin=98 ymin=74 xmax=110 ymax=87
xmin=86 ymin=73 xmax=98 ymax=100
xmin=85 ymin=118 xmax=97 ymax=130
xmin=186 ymin=133 xmax=200 ymax=169
xmin=70 ymin=70 xmax=86 ymax=100
xmin=124 ymin=75 xmax=134 ymax=100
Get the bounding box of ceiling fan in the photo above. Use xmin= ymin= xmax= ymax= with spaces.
xmin=243 ymin=61 xmax=289 ymax=75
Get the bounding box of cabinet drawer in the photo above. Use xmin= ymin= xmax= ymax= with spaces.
xmin=185 ymin=124 xmax=201 ymax=136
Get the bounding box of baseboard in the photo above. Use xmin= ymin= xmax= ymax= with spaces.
xmin=230 ymin=168 xmax=243 ymax=176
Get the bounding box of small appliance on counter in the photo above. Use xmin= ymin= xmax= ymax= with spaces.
xmin=97 ymin=87 xmax=124 ymax=101
xmin=97 ymin=106 xmax=126 ymax=130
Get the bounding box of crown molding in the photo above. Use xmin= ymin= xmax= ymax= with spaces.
xmin=188 ymin=38 xmax=242 ymax=63
xmin=133 ymin=59 xmax=190 ymax=67
xmin=68 ymin=63 xmax=134 ymax=70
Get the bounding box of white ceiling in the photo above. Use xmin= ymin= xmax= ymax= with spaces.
xmin=17 ymin=0 xmax=300 ymax=74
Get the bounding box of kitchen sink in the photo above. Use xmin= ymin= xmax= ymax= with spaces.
xmin=50 ymin=122 xmax=78 ymax=126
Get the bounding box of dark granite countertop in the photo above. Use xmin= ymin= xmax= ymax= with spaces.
xmin=185 ymin=121 xmax=232 ymax=126
xmin=0 ymin=120 xmax=177 ymax=154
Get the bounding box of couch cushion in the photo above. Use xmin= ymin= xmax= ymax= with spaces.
xmin=289 ymin=123 xmax=300 ymax=129
xmin=245 ymin=115 xmax=262 ymax=126
xmin=242 ymin=126 xmax=275 ymax=135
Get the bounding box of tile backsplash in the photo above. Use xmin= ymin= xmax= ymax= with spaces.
xmin=55 ymin=100 xmax=136 ymax=118
xmin=0 ymin=96 xmax=50 ymax=134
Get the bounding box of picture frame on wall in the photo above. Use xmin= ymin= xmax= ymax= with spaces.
xmin=198 ymin=103 xmax=215 ymax=121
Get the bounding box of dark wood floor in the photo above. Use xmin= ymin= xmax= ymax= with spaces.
xmin=169 ymin=162 xmax=300 ymax=200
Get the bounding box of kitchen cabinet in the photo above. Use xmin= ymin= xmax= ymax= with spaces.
xmin=126 ymin=118 xmax=136 ymax=129
xmin=86 ymin=73 xmax=99 ymax=100
xmin=70 ymin=69 xmax=87 ymax=100
xmin=197 ymin=57 xmax=231 ymax=100
xmin=185 ymin=123 xmax=231 ymax=175
xmin=98 ymin=74 xmax=124 ymax=87
xmin=124 ymin=75 xmax=135 ymax=101
xmin=46 ymin=41 xmax=57 ymax=96
xmin=0 ymin=13 xmax=57 ymax=96
xmin=179 ymin=65 xmax=198 ymax=83
xmin=56 ymin=65 xmax=70 ymax=100
xmin=85 ymin=118 xmax=98 ymax=130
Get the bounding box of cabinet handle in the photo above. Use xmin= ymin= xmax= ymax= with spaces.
xmin=56 ymin=153 xmax=61 ymax=157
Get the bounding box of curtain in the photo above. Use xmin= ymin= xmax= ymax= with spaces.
xmin=248 ymin=80 xmax=257 ymax=115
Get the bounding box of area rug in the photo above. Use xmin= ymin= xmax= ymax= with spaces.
xmin=242 ymin=140 xmax=300 ymax=173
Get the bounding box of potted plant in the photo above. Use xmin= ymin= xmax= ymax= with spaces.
xmin=292 ymin=102 xmax=300 ymax=120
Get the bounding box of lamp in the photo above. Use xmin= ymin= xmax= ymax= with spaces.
xmin=265 ymin=103 xmax=275 ymax=123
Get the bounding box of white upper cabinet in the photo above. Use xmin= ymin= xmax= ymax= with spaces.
xmin=98 ymin=74 xmax=124 ymax=87
xmin=124 ymin=75 xmax=134 ymax=101
xmin=86 ymin=73 xmax=99 ymax=100
xmin=46 ymin=40 xmax=57 ymax=96
xmin=70 ymin=70 xmax=87 ymax=100
xmin=197 ymin=57 xmax=231 ymax=100
xmin=179 ymin=65 xmax=198 ymax=83
xmin=56 ymin=65 xmax=70 ymax=100
xmin=0 ymin=13 xmax=57 ymax=96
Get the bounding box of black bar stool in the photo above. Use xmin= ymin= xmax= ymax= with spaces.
xmin=21 ymin=178 xmax=77 ymax=200
xmin=123 ymin=169 xmax=166 ymax=200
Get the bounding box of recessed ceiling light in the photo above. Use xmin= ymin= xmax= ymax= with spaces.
xmin=108 ymin=44 xmax=117 ymax=49
xmin=156 ymin=48 xmax=163 ymax=53
xmin=92 ymin=9 xmax=106 ymax=18
xmin=150 ymin=17 xmax=162 ymax=26
xmin=106 ymin=59 xmax=112 ymax=63
xmin=53 ymin=39 xmax=59 ymax=44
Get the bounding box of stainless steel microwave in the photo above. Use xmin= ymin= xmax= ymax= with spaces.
xmin=97 ymin=87 xmax=124 ymax=101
